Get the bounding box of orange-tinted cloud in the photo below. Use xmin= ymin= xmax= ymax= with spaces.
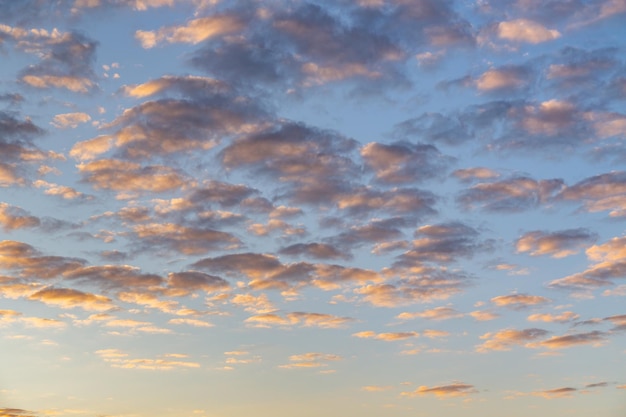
xmin=397 ymin=306 xmax=463 ymax=321
xmin=532 ymin=331 xmax=608 ymax=349
xmin=515 ymin=229 xmax=596 ymax=258
xmin=278 ymin=352 xmax=341 ymax=370
xmin=491 ymin=293 xmax=551 ymax=309
xmin=477 ymin=328 xmax=549 ymax=352
xmin=531 ymin=387 xmax=577 ymax=399
xmin=96 ymin=348 xmax=200 ymax=370
xmin=527 ymin=311 xmax=579 ymax=323
xmin=28 ymin=287 xmax=115 ymax=311
xmin=245 ymin=311 xmax=353 ymax=329
xmin=353 ymin=330 xmax=419 ymax=341
xmin=496 ymin=19 xmax=560 ymax=44
xmin=401 ymin=382 xmax=477 ymax=397
xmin=136 ymin=14 xmax=244 ymax=48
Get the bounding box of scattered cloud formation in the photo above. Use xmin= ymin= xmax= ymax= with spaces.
xmin=1 ymin=1 xmax=624 ymax=415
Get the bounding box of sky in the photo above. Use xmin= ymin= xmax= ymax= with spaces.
xmin=0 ymin=0 xmax=626 ymax=416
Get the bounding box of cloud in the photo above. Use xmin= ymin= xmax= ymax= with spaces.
xmin=475 ymin=66 xmax=531 ymax=91
xmin=515 ymin=228 xmax=597 ymax=258
xmin=20 ymin=316 xmax=66 ymax=329
xmin=361 ymin=142 xmax=452 ymax=184
xmin=117 ymin=291 xmax=178 ymax=313
xmin=333 ymin=187 xmax=438 ymax=218
xmin=103 ymin=318 xmax=172 ymax=334
xmin=131 ymin=222 xmax=242 ymax=255
xmin=231 ymin=293 xmax=276 ymax=314
xmin=168 ymin=318 xmax=213 ymax=328
xmin=397 ymin=306 xmax=463 ymax=321
xmin=527 ymin=311 xmax=579 ymax=323
xmin=603 ymin=314 xmax=626 ymax=331
xmin=556 ymin=171 xmax=626 ymax=218
xmin=401 ymin=382 xmax=477 ymax=397
xmin=393 ymin=112 xmax=472 ymax=146
xmin=32 ymin=180 xmax=87 ymax=200
xmin=135 ymin=14 xmax=244 ymax=48
xmin=165 ymin=271 xmax=229 ymax=296
xmin=452 ymin=167 xmax=500 ymax=182
xmin=491 ymin=293 xmax=551 ymax=309
xmin=17 ymin=31 xmax=98 ymax=93
xmin=469 ymin=310 xmax=499 ymax=321
xmin=0 ymin=203 xmax=40 ymax=231
xmin=50 ymin=112 xmax=91 ymax=129
xmin=245 ymin=312 xmax=353 ymax=329
xmin=396 ymin=222 xmax=486 ymax=264
xmin=96 ymin=348 xmax=200 ymax=370
xmin=356 ymin=267 xmax=469 ymax=307
xmin=328 ymin=218 xmax=406 ymax=253
xmin=496 ymin=19 xmax=561 ymax=44
xmin=73 ymin=75 xmax=268 ymax=162
xmin=221 ymin=122 xmax=359 ymax=193
xmin=0 ymin=111 xmax=61 ymax=186
xmin=193 ymin=252 xmax=381 ymax=293
xmin=0 ymin=240 xmax=85 ymax=279
xmin=549 ymin=236 xmax=626 ymax=291
xmin=477 ymin=328 xmax=549 ymax=352
xmin=64 ymin=264 xmax=163 ymax=289
xmin=423 ymin=329 xmax=450 ymax=339
xmin=458 ymin=176 xmax=564 ymax=212
xmin=361 ymin=385 xmax=393 ymax=392
xmin=279 ymin=242 xmax=349 ymax=261
xmin=585 ymin=382 xmax=609 ymax=388
xmin=0 ymin=409 xmax=39 ymax=417
xmin=352 ymin=330 xmax=419 ymax=341
xmin=531 ymin=387 xmax=577 ymax=399
xmin=278 ymin=352 xmax=341 ymax=370
xmin=193 ymin=252 xmax=282 ymax=279
xmin=28 ymin=287 xmax=115 ymax=311
xmin=77 ymin=159 xmax=189 ymax=195
xmin=531 ymin=330 xmax=608 ymax=349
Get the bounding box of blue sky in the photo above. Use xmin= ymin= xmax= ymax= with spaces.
xmin=0 ymin=1 xmax=625 ymax=416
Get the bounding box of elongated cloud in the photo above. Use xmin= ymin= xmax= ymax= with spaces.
xmin=475 ymin=66 xmax=530 ymax=91
xmin=0 ymin=203 xmax=40 ymax=231
xmin=28 ymin=287 xmax=115 ymax=311
xmin=557 ymin=171 xmax=626 ymax=218
xmin=527 ymin=311 xmax=579 ymax=323
xmin=532 ymin=387 xmax=578 ymax=399
xmin=352 ymin=330 xmax=419 ymax=341
xmin=458 ymin=176 xmax=564 ymax=212
xmin=401 ymin=382 xmax=477 ymax=397
xmin=549 ymin=236 xmax=626 ymax=291
xmin=136 ymin=14 xmax=244 ymax=48
xmin=477 ymin=328 xmax=549 ymax=352
xmin=77 ymin=159 xmax=188 ymax=194
xmin=497 ymin=19 xmax=561 ymax=44
xmin=96 ymin=349 xmax=200 ymax=370
xmin=51 ymin=112 xmax=91 ymax=129
xmin=531 ymin=330 xmax=608 ymax=349
xmin=397 ymin=306 xmax=463 ymax=321
xmin=361 ymin=141 xmax=452 ymax=184
xmin=491 ymin=294 xmax=551 ymax=309
xmin=245 ymin=312 xmax=353 ymax=329
xmin=279 ymin=352 xmax=341 ymax=370
xmin=515 ymin=228 xmax=597 ymax=258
